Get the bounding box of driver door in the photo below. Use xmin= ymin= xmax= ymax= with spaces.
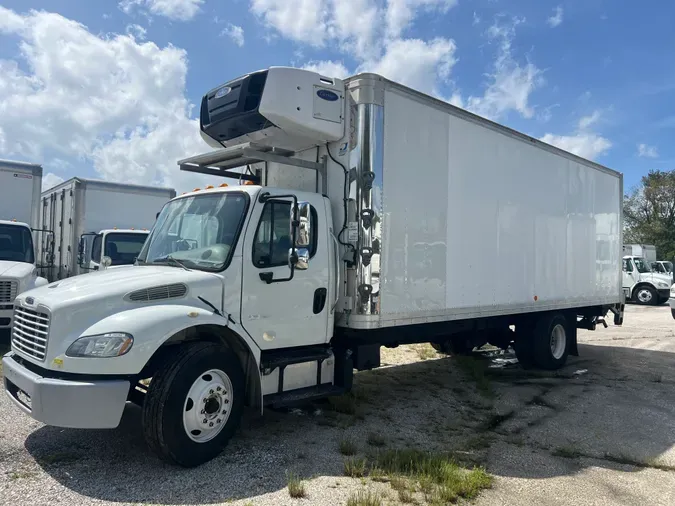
xmin=240 ymin=192 xmax=330 ymax=350
xmin=623 ymin=258 xmax=637 ymax=290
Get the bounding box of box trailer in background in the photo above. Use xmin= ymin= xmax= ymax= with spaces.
xmin=0 ymin=160 xmax=48 ymax=329
xmin=39 ymin=178 xmax=176 ymax=281
xmin=623 ymin=244 xmax=657 ymax=264
xmin=4 ymin=68 xmax=624 ymax=467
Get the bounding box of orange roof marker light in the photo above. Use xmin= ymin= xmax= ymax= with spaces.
xmin=205 ymin=185 xmax=214 ymax=189
xmin=193 ymin=188 xmax=201 ymax=192
xmin=219 ymin=183 xmax=229 ymax=188
xmin=244 ymin=181 xmax=256 ymax=186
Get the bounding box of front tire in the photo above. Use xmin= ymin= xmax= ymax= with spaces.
xmin=634 ymin=286 xmax=657 ymax=305
xmin=142 ymin=342 xmax=245 ymax=467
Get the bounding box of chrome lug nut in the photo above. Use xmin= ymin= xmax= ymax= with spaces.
xmin=209 ymin=389 xmax=214 ymax=394
xmin=216 ymin=386 xmax=221 ymax=391
xmin=202 ymin=418 xmax=207 ymax=423
xmin=209 ymin=422 xmax=214 ymax=427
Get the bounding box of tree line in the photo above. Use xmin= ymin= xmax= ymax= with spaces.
xmin=624 ymin=170 xmax=675 ymax=261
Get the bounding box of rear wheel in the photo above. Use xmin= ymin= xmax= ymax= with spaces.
xmin=142 ymin=342 xmax=245 ymax=467
xmin=532 ymin=313 xmax=570 ymax=370
xmin=634 ymin=286 xmax=657 ymax=305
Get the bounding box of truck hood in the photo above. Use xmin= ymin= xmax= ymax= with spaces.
xmin=640 ymin=272 xmax=672 ymax=285
xmin=17 ymin=265 xmax=221 ymax=310
xmin=0 ymin=260 xmax=34 ymax=279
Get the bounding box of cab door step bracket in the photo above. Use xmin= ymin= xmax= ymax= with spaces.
xmin=263 ymin=384 xmax=345 ymax=408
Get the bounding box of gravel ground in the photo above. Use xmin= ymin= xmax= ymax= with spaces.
xmin=0 ymin=304 xmax=674 ymax=505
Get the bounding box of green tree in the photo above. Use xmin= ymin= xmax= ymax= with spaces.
xmin=624 ymin=170 xmax=675 ymax=261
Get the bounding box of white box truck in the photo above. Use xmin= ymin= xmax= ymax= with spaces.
xmin=623 ymin=244 xmax=656 ymax=263
xmin=3 ymin=68 xmax=624 ymax=467
xmin=38 ymin=178 xmax=176 ymax=281
xmin=0 ymin=160 xmax=48 ymax=329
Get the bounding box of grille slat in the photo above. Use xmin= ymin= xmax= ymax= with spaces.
xmin=0 ymin=281 xmax=18 ymax=303
xmin=12 ymin=306 xmax=50 ymax=361
xmin=128 ymin=283 xmax=188 ymax=302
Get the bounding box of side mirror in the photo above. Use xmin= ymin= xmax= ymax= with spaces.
xmin=101 ymin=256 xmax=112 ymax=269
xmin=291 ymin=201 xmax=312 ymax=249
xmin=288 ymin=248 xmax=310 ymax=271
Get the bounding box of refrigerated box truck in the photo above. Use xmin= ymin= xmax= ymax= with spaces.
xmin=3 ymin=68 xmax=624 ymax=467
xmin=38 ymin=178 xmax=176 ymax=281
xmin=0 ymin=160 xmax=48 ymax=329
xmin=623 ymin=244 xmax=656 ymax=264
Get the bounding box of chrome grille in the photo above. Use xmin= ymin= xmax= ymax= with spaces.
xmin=0 ymin=280 xmax=18 ymax=303
xmin=12 ymin=306 xmax=50 ymax=361
xmin=127 ymin=283 xmax=188 ymax=302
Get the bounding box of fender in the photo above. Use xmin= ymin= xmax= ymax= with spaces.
xmin=53 ymin=304 xmax=262 ymax=379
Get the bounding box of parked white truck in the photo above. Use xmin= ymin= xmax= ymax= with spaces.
xmin=3 ymin=68 xmax=624 ymax=467
xmin=38 ymin=178 xmax=176 ymax=281
xmin=0 ymin=160 xmax=48 ymax=329
xmin=622 ymin=255 xmax=672 ymax=305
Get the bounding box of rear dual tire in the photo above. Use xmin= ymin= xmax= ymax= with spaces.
xmin=514 ymin=313 xmax=571 ymax=370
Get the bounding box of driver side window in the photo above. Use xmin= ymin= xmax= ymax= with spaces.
xmin=623 ymin=259 xmax=633 ymax=273
xmin=253 ymin=202 xmax=292 ymax=268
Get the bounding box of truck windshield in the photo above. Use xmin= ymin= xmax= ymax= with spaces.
xmin=138 ymin=192 xmax=248 ymax=271
xmin=105 ymin=233 xmax=149 ymax=266
xmin=0 ymin=224 xmax=34 ymax=264
xmin=633 ymin=257 xmax=652 ymax=273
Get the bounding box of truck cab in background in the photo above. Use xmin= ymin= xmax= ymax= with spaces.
xmin=651 ymin=260 xmax=673 ymax=280
xmin=0 ymin=220 xmax=48 ymax=329
xmin=623 ymin=255 xmax=672 ymax=305
xmin=79 ymin=229 xmax=150 ymax=272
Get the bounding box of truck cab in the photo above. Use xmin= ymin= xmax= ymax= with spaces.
xmin=651 ymin=260 xmax=673 ymax=280
xmin=81 ymin=229 xmax=150 ymax=272
xmin=623 ymin=255 xmax=672 ymax=305
xmin=0 ymin=220 xmax=48 ymax=328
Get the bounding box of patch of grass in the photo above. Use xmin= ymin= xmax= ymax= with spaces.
xmin=367 ymin=432 xmax=387 ymax=448
xmin=344 ymin=457 xmax=368 ymax=478
xmin=8 ymin=469 xmax=37 ymax=481
xmin=552 ymin=446 xmax=582 ymax=459
xmin=339 ymin=437 xmax=358 ymax=456
xmin=286 ymin=471 xmax=307 ymax=499
xmin=373 ymin=449 xmax=493 ymax=502
xmin=329 ymin=394 xmax=359 ymax=415
xmin=455 ymin=356 xmax=493 ymax=397
xmin=346 ymin=490 xmax=383 ymax=506
xmin=414 ymin=343 xmax=438 ymax=361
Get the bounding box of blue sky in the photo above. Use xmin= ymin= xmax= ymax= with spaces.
xmin=0 ymin=0 xmax=672 ymax=193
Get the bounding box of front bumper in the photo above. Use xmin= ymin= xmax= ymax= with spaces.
xmin=658 ymin=288 xmax=671 ymax=301
xmin=670 ymin=298 xmax=675 ymax=319
xmin=2 ymin=352 xmax=130 ymax=429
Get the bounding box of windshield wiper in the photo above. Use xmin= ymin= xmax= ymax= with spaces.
xmin=153 ymin=255 xmax=191 ymax=271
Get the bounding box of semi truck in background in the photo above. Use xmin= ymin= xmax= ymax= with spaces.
xmin=38 ymin=178 xmax=176 ymax=281
xmin=0 ymin=160 xmax=49 ymax=329
xmin=3 ymin=67 xmax=624 ymax=467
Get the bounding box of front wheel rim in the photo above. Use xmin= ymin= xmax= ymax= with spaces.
xmin=637 ymin=289 xmax=653 ymax=303
xmin=183 ymin=368 xmax=233 ymax=443
xmin=550 ymin=324 xmax=566 ymax=360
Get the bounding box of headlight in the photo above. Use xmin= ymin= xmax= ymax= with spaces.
xmin=658 ymin=282 xmax=670 ymax=288
xmin=66 ymin=332 xmax=134 ymax=358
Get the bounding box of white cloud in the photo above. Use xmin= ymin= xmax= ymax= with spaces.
xmin=359 ymin=38 xmax=457 ymax=96
xmin=250 ymin=0 xmax=330 ymax=46
xmin=126 ymin=23 xmax=147 ymax=40
xmin=547 ymin=6 xmax=563 ymax=28
xmin=540 ymin=133 xmax=611 ymax=160
xmin=0 ymin=8 xmax=210 ymax=192
xmin=222 ymin=24 xmax=245 ymax=47
xmin=578 ymin=110 xmax=601 ymax=130
xmin=540 ymin=111 xmax=612 ymax=160
xmin=385 ymin=0 xmax=458 ymax=39
xmin=42 ymin=173 xmax=65 ymax=191
xmin=465 ymin=17 xmax=544 ymax=120
xmin=302 ymin=60 xmax=351 ymax=79
xmin=120 ymin=0 xmax=204 ymax=21
xmin=637 ymin=143 xmax=658 ymax=158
